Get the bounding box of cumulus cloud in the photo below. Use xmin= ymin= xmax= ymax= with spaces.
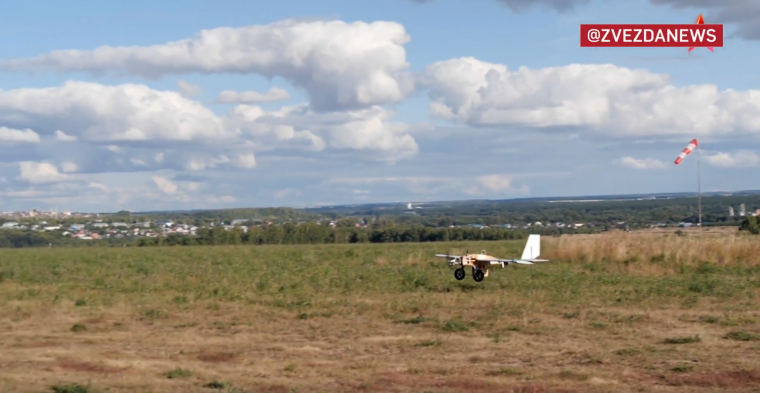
xmin=0 ymin=19 xmax=415 ymax=111
xmin=217 ymin=88 xmax=291 ymax=104
xmin=423 ymin=57 xmax=760 ymax=139
xmin=0 ymin=81 xmax=230 ymax=143
xmin=18 ymin=161 xmax=68 ymax=184
xmin=0 ymin=127 xmax=40 ymax=143
xmin=0 ymin=78 xmax=418 ymax=181
xmin=614 ymin=157 xmax=667 ymax=169
xmin=61 ymin=161 xmax=78 ymax=173
xmin=476 ymin=174 xmax=523 ymax=191
xmin=152 ymin=176 xmax=179 ymax=194
xmin=235 ymin=153 xmax=257 ymax=168
xmin=225 ymin=103 xmax=418 ymax=162
xmin=54 ymin=130 xmax=77 ymax=141
xmin=705 ymin=151 xmax=760 ymax=168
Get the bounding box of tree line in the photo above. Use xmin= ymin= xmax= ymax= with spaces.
xmin=137 ymin=224 xmax=595 ymax=247
xmin=0 ymin=223 xmax=596 ymax=248
xmin=0 ymin=212 xmax=754 ymax=249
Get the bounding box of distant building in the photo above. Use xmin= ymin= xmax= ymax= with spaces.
xmin=0 ymin=222 xmax=19 ymax=229
xmin=156 ymin=219 xmax=174 ymax=227
xmin=729 ymin=206 xmax=735 ymax=217
xmin=740 ymin=204 xmax=746 ymax=216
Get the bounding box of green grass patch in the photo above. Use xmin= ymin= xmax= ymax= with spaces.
xmin=51 ymin=383 xmax=90 ymax=393
xmin=164 ymin=367 xmax=193 ymax=379
xmin=725 ymin=331 xmax=760 ymax=341
xmin=663 ymin=335 xmax=701 ymax=344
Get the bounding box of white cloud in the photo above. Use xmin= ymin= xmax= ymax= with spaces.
xmin=476 ymin=174 xmax=523 ymax=191
xmin=614 ymin=157 xmax=667 ymax=169
xmin=178 ymin=79 xmax=201 ymax=98
xmin=0 ymin=127 xmax=40 ymax=143
xmin=320 ymin=106 xmax=418 ymax=162
xmin=208 ymin=195 xmax=237 ymax=204
xmin=0 ymin=78 xmax=418 ymax=179
xmin=225 ymin=104 xmax=418 ymax=162
xmin=235 ymin=153 xmax=257 ymax=168
xmin=89 ymin=182 xmax=109 ymax=192
xmin=184 ymin=154 xmax=230 ymax=171
xmin=152 ymin=176 xmax=178 ymax=194
xmin=54 ymin=130 xmax=77 ymax=141
xmin=0 ymin=19 xmax=415 ymax=112
xmin=18 ymin=161 xmax=68 ymax=184
xmin=423 ymin=57 xmax=760 ymax=139
xmin=0 ymin=81 xmax=231 ymax=143
xmin=461 ymin=174 xmax=530 ymax=196
xmin=705 ymin=151 xmax=760 ymax=168
xmin=61 ymin=161 xmax=78 ymax=173
xmin=217 ymin=88 xmax=291 ymax=104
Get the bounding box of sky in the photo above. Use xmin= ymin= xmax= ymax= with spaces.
xmin=0 ymin=0 xmax=758 ymax=212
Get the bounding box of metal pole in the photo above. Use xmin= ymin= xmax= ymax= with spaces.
xmin=697 ymin=144 xmax=702 ymax=228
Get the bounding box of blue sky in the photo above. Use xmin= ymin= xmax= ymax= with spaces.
xmin=0 ymin=0 xmax=757 ymax=212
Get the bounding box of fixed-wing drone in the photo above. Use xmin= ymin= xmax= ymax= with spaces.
xmin=435 ymin=234 xmax=548 ymax=282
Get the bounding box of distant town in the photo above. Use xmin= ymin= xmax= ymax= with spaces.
xmin=0 ymin=200 xmax=758 ymax=241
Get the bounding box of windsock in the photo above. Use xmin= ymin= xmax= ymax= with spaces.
xmin=674 ymin=139 xmax=699 ymax=165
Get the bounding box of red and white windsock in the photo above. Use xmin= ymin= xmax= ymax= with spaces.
xmin=674 ymin=139 xmax=699 ymax=165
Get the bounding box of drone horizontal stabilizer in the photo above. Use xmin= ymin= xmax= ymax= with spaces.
xmin=511 ymin=259 xmax=535 ymax=265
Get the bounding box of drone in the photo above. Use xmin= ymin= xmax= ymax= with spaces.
xmin=435 ymin=234 xmax=548 ymax=282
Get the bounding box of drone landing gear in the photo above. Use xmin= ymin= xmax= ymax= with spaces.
xmin=454 ymin=268 xmax=465 ymax=280
xmin=473 ymin=268 xmax=485 ymax=282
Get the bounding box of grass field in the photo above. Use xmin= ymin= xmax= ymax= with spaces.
xmin=2 ymin=231 xmax=760 ymax=392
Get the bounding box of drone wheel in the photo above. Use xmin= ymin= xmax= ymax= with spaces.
xmin=454 ymin=268 xmax=465 ymax=280
xmin=473 ymin=269 xmax=484 ymax=282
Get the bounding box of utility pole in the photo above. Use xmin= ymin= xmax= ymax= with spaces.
xmin=697 ymin=143 xmax=702 ymax=229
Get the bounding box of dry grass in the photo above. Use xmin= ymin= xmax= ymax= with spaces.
xmin=544 ymin=229 xmax=759 ymax=273
xmin=1 ymin=231 xmax=760 ymax=392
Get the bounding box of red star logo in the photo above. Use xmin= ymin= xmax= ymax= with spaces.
xmin=689 ymin=14 xmax=714 ymax=53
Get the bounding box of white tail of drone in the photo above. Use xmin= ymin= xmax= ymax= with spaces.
xmin=519 ymin=234 xmax=549 ymax=263
xmin=521 ymin=234 xmax=540 ymax=260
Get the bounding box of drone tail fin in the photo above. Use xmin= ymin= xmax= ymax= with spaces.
xmin=520 ymin=234 xmax=541 ymax=260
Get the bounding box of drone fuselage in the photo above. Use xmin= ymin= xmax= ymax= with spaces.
xmin=437 ymin=235 xmax=546 ymax=283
